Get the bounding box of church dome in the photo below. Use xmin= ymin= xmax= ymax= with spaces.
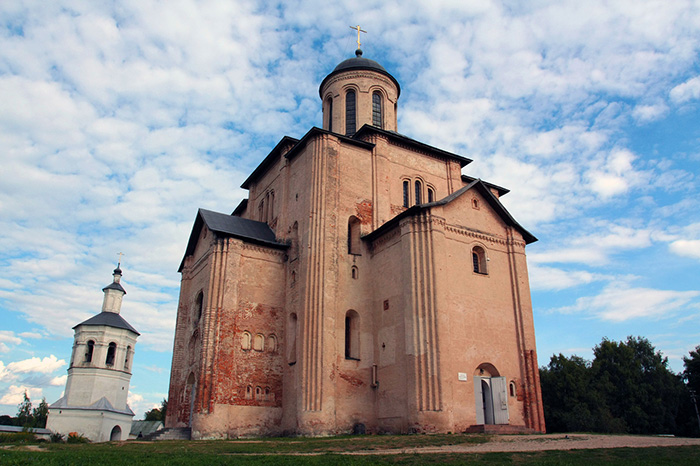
xmin=319 ymin=49 xmax=401 ymax=98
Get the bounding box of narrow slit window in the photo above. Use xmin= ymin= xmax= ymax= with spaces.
xmin=372 ymin=92 xmax=382 ymax=128
xmin=345 ymin=310 xmax=360 ymax=360
xmin=326 ymin=97 xmax=333 ymax=132
xmin=403 ymin=180 xmax=410 ymax=208
xmin=414 ymin=180 xmax=422 ymax=206
xmin=195 ymin=291 xmax=203 ymax=324
xmin=346 ymin=90 xmax=356 ymax=135
xmin=124 ymin=345 xmax=132 ymax=370
xmin=428 ymin=187 xmax=435 ymax=203
xmin=348 ymin=216 xmax=361 ymax=255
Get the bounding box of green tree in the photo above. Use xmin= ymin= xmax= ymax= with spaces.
xmin=540 ymin=336 xmax=691 ymax=436
xmin=683 ymin=345 xmax=700 ymax=436
xmin=591 ymin=336 xmax=684 ymax=434
xmin=32 ymin=398 xmax=49 ymax=428
xmin=16 ymin=392 xmax=33 ymax=427
xmin=540 ymin=354 xmax=612 ymax=433
xmin=144 ymin=398 xmax=168 ymax=421
xmin=683 ymin=345 xmax=700 ymax=396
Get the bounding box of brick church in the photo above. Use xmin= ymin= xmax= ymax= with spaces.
xmin=165 ymin=46 xmax=546 ymax=438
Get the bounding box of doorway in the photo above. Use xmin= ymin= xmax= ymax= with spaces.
xmin=474 ymin=376 xmax=509 ymax=425
xmin=109 ymin=425 xmax=121 ymax=441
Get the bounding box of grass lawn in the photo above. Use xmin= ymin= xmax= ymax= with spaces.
xmin=1 ymin=434 xmax=699 ymax=465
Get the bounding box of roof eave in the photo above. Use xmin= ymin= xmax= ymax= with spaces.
xmin=354 ymin=125 xmax=472 ymax=168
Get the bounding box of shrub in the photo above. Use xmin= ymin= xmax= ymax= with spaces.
xmin=50 ymin=432 xmax=64 ymax=443
xmin=0 ymin=432 xmax=37 ymax=444
xmin=67 ymin=432 xmax=89 ymax=443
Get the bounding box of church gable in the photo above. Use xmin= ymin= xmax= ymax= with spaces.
xmin=437 ymin=181 xmax=536 ymax=244
xmin=179 ymin=209 xmax=287 ymax=271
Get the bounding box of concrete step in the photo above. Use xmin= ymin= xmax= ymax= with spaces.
xmin=144 ymin=427 xmax=191 ymax=441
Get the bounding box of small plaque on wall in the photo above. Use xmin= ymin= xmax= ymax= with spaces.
xmin=458 ymin=372 xmax=468 ymax=381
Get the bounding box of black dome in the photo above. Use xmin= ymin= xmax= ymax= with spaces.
xmin=319 ymin=49 xmax=400 ymax=97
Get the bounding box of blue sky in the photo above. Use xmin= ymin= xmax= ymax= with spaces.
xmin=1 ymin=0 xmax=699 ymax=418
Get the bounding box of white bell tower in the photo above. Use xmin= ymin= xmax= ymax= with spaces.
xmin=46 ymin=263 xmax=140 ymax=442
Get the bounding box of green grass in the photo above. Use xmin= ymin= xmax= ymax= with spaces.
xmin=0 ymin=435 xmax=699 ymax=465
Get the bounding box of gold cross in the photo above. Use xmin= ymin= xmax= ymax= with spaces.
xmin=350 ymin=25 xmax=366 ymax=49
xmin=117 ymin=252 xmax=124 ymax=266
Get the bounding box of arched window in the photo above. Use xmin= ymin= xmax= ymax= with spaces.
xmin=326 ymin=97 xmax=333 ymax=132
xmin=288 ymin=313 xmax=297 ymax=365
xmin=258 ymin=200 xmax=264 ymax=221
xmin=253 ymin=334 xmax=265 ymax=351
xmin=351 ymin=266 xmax=358 ymax=280
xmin=372 ymin=92 xmax=382 ymax=128
xmin=472 ymin=246 xmax=487 ymax=274
xmin=428 ymin=187 xmax=435 ymax=203
xmin=255 ymin=386 xmax=262 ymax=400
xmin=403 ymin=180 xmax=410 ymax=208
xmin=348 ymin=216 xmax=361 ymax=255
xmin=241 ymin=331 xmax=252 ymax=350
xmin=414 ymin=180 xmax=422 ymax=206
xmin=124 ymin=345 xmax=132 ymax=370
xmin=345 ymin=310 xmax=360 ymax=360
xmin=85 ymin=340 xmax=95 ymax=363
xmin=265 ymin=387 xmax=271 ymax=401
xmin=268 ymin=334 xmax=277 ymax=352
xmin=245 ymin=385 xmax=253 ymax=400
xmin=194 ymin=291 xmax=203 ymax=324
xmin=268 ymin=191 xmax=274 ymax=222
xmin=345 ymin=90 xmax=356 ymax=135
xmin=106 ymin=342 xmax=117 ymax=366
xmin=509 ymin=381 xmax=517 ymax=397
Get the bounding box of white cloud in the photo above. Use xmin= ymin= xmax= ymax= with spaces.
xmin=0 ymin=385 xmax=43 ymax=406
xmin=669 ymin=239 xmax=700 ymax=260
xmin=553 ymin=283 xmax=700 ymax=322
xmin=50 ymin=375 xmax=67 ymax=387
xmin=632 ymin=103 xmax=668 ymax=123
xmin=529 ymin=265 xmax=611 ymax=291
xmin=0 ymin=356 xmax=66 ymax=383
xmin=0 ymin=331 xmax=22 ymax=347
xmin=670 ymin=76 xmax=700 ymax=103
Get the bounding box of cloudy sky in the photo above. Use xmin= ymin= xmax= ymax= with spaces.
xmin=1 ymin=0 xmax=699 ymax=418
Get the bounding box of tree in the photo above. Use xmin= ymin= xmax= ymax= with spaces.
xmin=32 ymin=398 xmax=49 ymax=428
xmin=683 ymin=345 xmax=700 ymax=396
xmin=16 ymin=392 xmax=33 ymax=427
xmin=144 ymin=398 xmax=168 ymax=422
xmin=591 ymin=336 xmax=685 ymax=435
xmin=683 ymin=345 xmax=700 ymax=436
xmin=539 ymin=336 xmax=692 ymax=436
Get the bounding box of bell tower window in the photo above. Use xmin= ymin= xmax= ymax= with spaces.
xmin=346 ymin=90 xmax=356 ymax=135
xmin=85 ymin=340 xmax=94 ymax=363
xmin=106 ymin=342 xmax=117 ymax=366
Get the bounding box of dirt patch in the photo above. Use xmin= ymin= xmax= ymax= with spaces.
xmin=347 ymin=434 xmax=700 ymax=455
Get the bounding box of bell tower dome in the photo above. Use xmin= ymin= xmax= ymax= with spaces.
xmin=319 ymin=48 xmax=400 ymax=135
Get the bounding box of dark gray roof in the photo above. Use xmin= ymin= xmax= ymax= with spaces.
xmin=179 ymin=209 xmax=288 ymax=272
xmin=319 ymin=49 xmax=401 ymax=97
xmin=102 ymin=282 xmax=126 ymax=293
xmin=74 ymin=312 xmax=140 ymax=335
xmin=130 ymin=420 xmax=164 ymax=436
xmin=49 ymin=395 xmax=135 ymax=416
xmin=354 ymin=125 xmax=472 ymax=168
xmin=364 ymin=179 xmax=537 ymax=244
